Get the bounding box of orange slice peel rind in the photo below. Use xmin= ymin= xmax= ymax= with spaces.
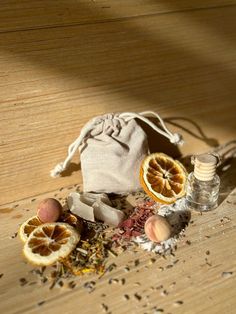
xmin=23 ymin=222 xmax=80 ymax=266
xmin=140 ymin=153 xmax=187 ymax=204
xmin=19 ymin=215 xmax=43 ymax=243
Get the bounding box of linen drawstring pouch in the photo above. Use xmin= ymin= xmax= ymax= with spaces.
xmin=50 ymin=111 xmax=184 ymax=194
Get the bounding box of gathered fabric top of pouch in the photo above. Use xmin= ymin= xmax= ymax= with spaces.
xmin=90 ymin=113 xmax=127 ymax=138
xmin=50 ymin=111 xmax=184 ymax=178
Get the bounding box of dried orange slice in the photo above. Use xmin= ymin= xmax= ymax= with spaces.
xmin=19 ymin=216 xmax=43 ymax=243
xmin=62 ymin=212 xmax=84 ymax=234
xmin=140 ymin=153 xmax=187 ymax=204
xmin=23 ymin=223 xmax=80 ymax=266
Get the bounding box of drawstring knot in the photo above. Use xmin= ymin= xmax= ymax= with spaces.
xmin=50 ymin=162 xmax=65 ymax=178
xmin=170 ymin=133 xmax=184 ymax=145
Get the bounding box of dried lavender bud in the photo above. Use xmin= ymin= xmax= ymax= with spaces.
xmin=68 ymin=281 xmax=76 ymax=289
xmin=101 ymin=303 xmax=109 ymax=311
xmin=19 ymin=278 xmax=27 ymax=286
xmin=120 ymin=278 xmax=126 ymax=285
xmin=173 ymin=300 xmax=184 ymax=306
xmin=134 ymin=293 xmax=142 ymax=301
xmin=37 ymin=301 xmax=45 ymax=306
xmin=134 ymin=259 xmax=140 ymax=267
xmin=123 ymin=294 xmax=130 ymax=301
xmin=124 ymin=266 xmax=130 ymax=272
xmin=10 ymin=232 xmax=18 ymax=239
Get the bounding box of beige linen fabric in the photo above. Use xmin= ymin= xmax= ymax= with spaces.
xmin=50 ymin=111 xmax=183 ymax=194
xmin=79 ymin=113 xmax=148 ymax=193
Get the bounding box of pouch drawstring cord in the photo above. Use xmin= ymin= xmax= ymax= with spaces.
xmin=120 ymin=111 xmax=184 ymax=145
xmin=50 ymin=111 xmax=184 ymax=178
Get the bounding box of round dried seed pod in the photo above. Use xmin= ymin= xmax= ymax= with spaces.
xmin=144 ymin=215 xmax=172 ymax=243
xmin=37 ymin=198 xmax=62 ymax=223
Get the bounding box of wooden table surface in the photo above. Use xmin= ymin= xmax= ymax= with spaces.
xmin=0 ymin=183 xmax=236 ymax=314
xmin=0 ymin=1 xmax=236 ymax=313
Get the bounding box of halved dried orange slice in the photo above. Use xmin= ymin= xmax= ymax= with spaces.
xmin=140 ymin=153 xmax=187 ymax=204
xmin=19 ymin=216 xmax=43 ymax=243
xmin=23 ymin=223 xmax=80 ymax=266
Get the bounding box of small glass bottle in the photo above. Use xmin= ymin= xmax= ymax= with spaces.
xmin=185 ymin=154 xmax=220 ymax=211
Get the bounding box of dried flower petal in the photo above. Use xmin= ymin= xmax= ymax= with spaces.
xmin=112 ymin=201 xmax=156 ymax=243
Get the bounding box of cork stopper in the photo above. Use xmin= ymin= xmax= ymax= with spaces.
xmin=193 ymin=154 xmax=217 ymax=181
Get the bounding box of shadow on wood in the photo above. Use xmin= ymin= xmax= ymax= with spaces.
xmin=217 ymin=140 xmax=236 ymax=204
xmin=61 ymin=162 xmax=81 ymax=177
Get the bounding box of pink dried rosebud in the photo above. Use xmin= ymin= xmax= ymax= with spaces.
xmin=120 ymin=218 xmax=135 ymax=229
xmin=37 ymin=198 xmax=62 ymax=223
xmin=144 ymin=215 xmax=172 ymax=243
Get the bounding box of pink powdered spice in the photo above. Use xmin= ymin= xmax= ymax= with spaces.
xmin=113 ymin=201 xmax=157 ymax=242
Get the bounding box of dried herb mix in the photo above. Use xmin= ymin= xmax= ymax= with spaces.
xmin=19 ymin=191 xmax=190 ymax=291
xmin=62 ymin=221 xmax=113 ymax=276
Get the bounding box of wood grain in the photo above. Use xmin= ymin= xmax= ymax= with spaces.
xmin=1 ymin=5 xmax=236 ymax=204
xmin=0 ymin=186 xmax=236 ymax=314
xmin=1 ymin=0 xmax=236 ymax=32
xmin=0 ymin=2 xmax=236 ymax=312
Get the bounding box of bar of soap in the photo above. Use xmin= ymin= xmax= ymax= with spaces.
xmin=67 ymin=192 xmax=95 ymax=222
xmin=67 ymin=192 xmax=124 ymax=226
xmin=144 ymin=215 xmax=172 ymax=242
xmin=93 ymin=199 xmax=125 ymax=227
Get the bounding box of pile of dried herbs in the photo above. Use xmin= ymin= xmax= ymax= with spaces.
xmin=23 ymin=219 xmax=116 ymax=289
xmin=62 ymin=221 xmax=113 ymax=276
xmin=22 ymin=194 xmax=187 ymax=290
